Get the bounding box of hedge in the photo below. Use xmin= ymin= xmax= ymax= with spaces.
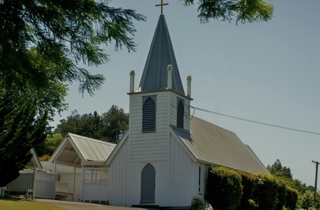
xmin=275 ymin=180 xmax=287 ymax=210
xmin=203 ymin=167 xmax=298 ymax=210
xmin=285 ymin=187 xmax=298 ymax=210
xmin=205 ymin=166 xmax=243 ymax=210
xmin=252 ymin=174 xmax=278 ymax=210
xmin=237 ymin=172 xmax=257 ymax=210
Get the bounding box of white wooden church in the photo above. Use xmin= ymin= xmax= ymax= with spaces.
xmin=104 ymin=14 xmax=269 ymax=208
xmin=5 ymin=12 xmax=269 ymax=208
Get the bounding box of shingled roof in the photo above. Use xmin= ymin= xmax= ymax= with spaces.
xmin=139 ymin=15 xmax=185 ymax=94
xmin=171 ymin=117 xmax=269 ymax=174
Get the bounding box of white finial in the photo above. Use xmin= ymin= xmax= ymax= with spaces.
xmin=167 ymin=65 xmax=172 ymax=89
xmin=130 ymin=70 xmax=135 ymax=93
xmin=187 ymin=75 xmax=192 ymax=97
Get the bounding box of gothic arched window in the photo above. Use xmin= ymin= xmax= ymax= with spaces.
xmin=142 ymin=96 xmax=156 ymax=132
xmin=177 ymin=98 xmax=184 ymax=129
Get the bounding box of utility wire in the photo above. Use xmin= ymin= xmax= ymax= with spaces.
xmin=189 ymin=105 xmax=320 ymax=136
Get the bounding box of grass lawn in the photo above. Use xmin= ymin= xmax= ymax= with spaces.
xmin=0 ymin=198 xmax=66 ymax=210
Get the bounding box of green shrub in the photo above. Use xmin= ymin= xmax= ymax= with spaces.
xmin=275 ymin=180 xmax=287 ymax=210
xmin=191 ymin=197 xmax=212 ymax=210
xmin=252 ymin=174 xmax=278 ymax=210
xmin=191 ymin=197 xmax=205 ymax=210
xmin=238 ymin=172 xmax=256 ymax=210
xmin=248 ymin=199 xmax=258 ymax=210
xmin=205 ymin=166 xmax=243 ymax=210
xmin=285 ymin=187 xmax=298 ymax=210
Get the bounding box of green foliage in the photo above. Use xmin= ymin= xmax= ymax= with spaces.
xmin=43 ymin=134 xmax=64 ymax=156
xmin=205 ymin=166 xmax=243 ymax=210
xmin=203 ymin=163 xmax=302 ymax=210
xmin=268 ymin=159 xmax=314 ymax=194
xmin=238 ymin=172 xmax=257 ymax=210
xmin=55 ymin=106 xmax=128 ymax=144
xmin=0 ymin=0 xmax=145 ymax=95
xmin=0 ymin=90 xmax=48 ymax=187
xmin=267 ymin=159 xmax=293 ymax=179
xmin=252 ymin=174 xmax=278 ymax=210
xmin=275 ymin=180 xmax=287 ymax=210
xmin=183 ymin=0 xmax=273 ymax=24
xmin=191 ymin=197 xmax=211 ymax=210
xmin=300 ymin=190 xmax=314 ymax=210
xmin=101 ymin=105 xmax=129 ymax=143
xmin=285 ymin=187 xmax=298 ymax=210
xmin=247 ymin=199 xmax=258 ymax=210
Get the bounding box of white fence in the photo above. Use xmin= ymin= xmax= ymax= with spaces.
xmin=6 ymin=171 xmax=55 ymax=199
xmin=6 ymin=173 xmax=33 ymax=192
xmin=34 ymin=172 xmax=55 ymax=199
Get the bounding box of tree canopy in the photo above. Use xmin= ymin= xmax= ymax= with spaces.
xmin=267 ymin=159 xmax=314 ymax=194
xmin=267 ymin=159 xmax=293 ymax=179
xmin=54 ymin=105 xmax=128 ymax=144
xmin=183 ymin=0 xmax=273 ymax=23
xmin=0 ymin=0 xmax=145 ymax=95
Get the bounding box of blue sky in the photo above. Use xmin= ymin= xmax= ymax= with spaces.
xmin=52 ymin=0 xmax=320 ymax=186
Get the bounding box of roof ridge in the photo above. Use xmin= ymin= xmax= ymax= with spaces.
xmin=68 ymin=133 xmax=116 ymax=146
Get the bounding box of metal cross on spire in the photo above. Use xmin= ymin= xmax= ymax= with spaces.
xmin=155 ymin=0 xmax=168 ymax=15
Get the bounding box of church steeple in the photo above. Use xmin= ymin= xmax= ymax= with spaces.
xmin=138 ymin=15 xmax=185 ymax=95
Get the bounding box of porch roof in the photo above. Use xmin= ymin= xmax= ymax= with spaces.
xmin=49 ymin=133 xmax=116 ymax=167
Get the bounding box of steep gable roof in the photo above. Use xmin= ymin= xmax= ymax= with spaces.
xmin=171 ymin=117 xmax=269 ymax=174
xmin=50 ymin=133 xmax=116 ymax=166
xmin=25 ymin=148 xmax=42 ymax=169
xmin=139 ymin=15 xmax=184 ymax=94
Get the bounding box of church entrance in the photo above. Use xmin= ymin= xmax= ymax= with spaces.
xmin=141 ymin=163 xmax=155 ymax=203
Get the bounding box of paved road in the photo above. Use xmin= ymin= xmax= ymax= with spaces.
xmin=35 ymin=199 xmax=149 ymax=210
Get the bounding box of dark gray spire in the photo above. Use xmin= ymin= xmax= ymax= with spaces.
xmin=139 ymin=15 xmax=185 ymax=94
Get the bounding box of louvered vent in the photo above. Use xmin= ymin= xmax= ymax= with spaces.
xmin=177 ymin=99 xmax=184 ymax=129
xmin=142 ymin=96 xmax=156 ymax=132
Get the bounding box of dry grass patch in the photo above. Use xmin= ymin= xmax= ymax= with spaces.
xmin=0 ymin=198 xmax=66 ymax=210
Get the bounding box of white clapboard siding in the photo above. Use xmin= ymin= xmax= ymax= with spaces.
xmin=127 ymin=162 xmax=143 ymax=205
xmin=166 ymin=133 xmax=199 ymax=206
xmin=82 ymin=183 xmax=108 ymax=201
xmin=34 ymin=172 xmax=56 ymax=199
xmin=129 ymin=92 xmax=170 ymax=162
xmin=107 ymin=137 xmax=129 ymax=206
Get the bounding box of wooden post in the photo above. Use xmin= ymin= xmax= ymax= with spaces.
xmin=312 ymin=160 xmax=319 ymax=208
xmin=73 ymin=166 xmax=76 ymax=201
xmin=32 ymin=167 xmax=36 ymax=199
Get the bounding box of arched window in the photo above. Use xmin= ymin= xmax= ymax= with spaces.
xmin=142 ymin=96 xmax=156 ymax=132
xmin=177 ymin=98 xmax=184 ymax=129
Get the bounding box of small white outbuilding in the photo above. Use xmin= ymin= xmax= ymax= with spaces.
xmin=49 ymin=133 xmax=116 ymax=202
